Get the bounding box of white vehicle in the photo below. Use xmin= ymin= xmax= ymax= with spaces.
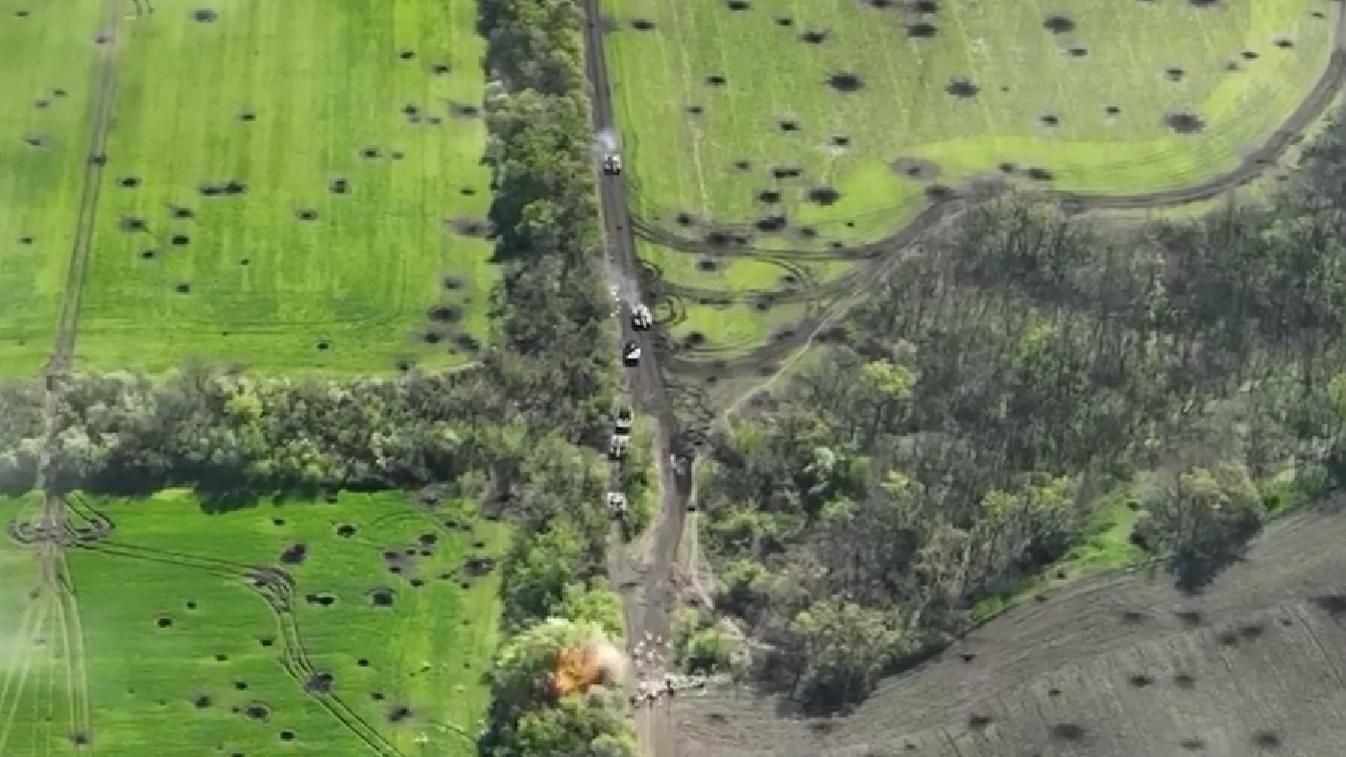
xmin=622 ymin=341 xmax=641 ymax=366
xmin=614 ymin=407 xmax=634 ymax=434
xmin=608 ymin=434 xmax=629 ymax=461
xmin=606 ymin=491 xmax=628 ymax=516
xmin=631 ymin=304 xmax=653 ymax=331
xmin=602 ymin=153 xmax=623 ymax=175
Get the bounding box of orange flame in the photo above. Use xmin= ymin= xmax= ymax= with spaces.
xmin=550 ymin=641 xmax=616 ymax=698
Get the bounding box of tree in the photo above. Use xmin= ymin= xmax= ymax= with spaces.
xmin=785 ymin=599 xmax=900 ymax=712
xmin=1133 ymin=463 xmax=1265 ymax=589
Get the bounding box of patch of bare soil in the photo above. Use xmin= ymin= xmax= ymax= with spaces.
xmin=669 ymin=499 xmax=1346 ymax=756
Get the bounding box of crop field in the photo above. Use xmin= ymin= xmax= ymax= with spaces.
xmin=0 ymin=490 xmax=506 ymax=757
xmin=602 ymin=0 xmax=1344 ymax=365
xmin=0 ymin=0 xmax=495 ymax=377
xmin=668 ymin=498 xmax=1346 ymax=757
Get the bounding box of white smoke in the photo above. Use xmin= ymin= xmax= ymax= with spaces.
xmin=593 ymin=128 xmax=620 ymax=158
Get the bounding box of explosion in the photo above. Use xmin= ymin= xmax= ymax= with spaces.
xmin=551 ymin=635 xmax=627 ymax=698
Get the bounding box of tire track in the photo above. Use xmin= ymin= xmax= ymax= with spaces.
xmin=76 ymin=538 xmax=410 ymax=757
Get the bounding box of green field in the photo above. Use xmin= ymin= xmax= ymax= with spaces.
xmin=604 ymin=0 xmax=1341 ymax=358
xmin=0 ymin=0 xmax=495 ymax=376
xmin=0 ymin=490 xmax=506 ymax=756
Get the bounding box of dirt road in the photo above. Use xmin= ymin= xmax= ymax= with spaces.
xmin=581 ymin=1 xmax=694 ymax=754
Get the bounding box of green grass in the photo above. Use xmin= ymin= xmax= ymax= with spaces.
xmin=0 ymin=489 xmax=506 ymax=756
xmin=0 ymin=0 xmax=495 ymax=376
xmin=971 ymin=489 xmax=1144 ymax=623
xmin=605 ymin=0 xmax=1340 ymax=352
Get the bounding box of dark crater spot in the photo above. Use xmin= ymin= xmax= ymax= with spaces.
xmin=296 ymin=209 xmax=318 ymax=222
xmin=368 ymin=587 xmax=396 ymax=607
xmin=775 ymin=16 xmax=793 ymax=26
xmin=771 ymin=165 xmax=801 ymax=179
xmin=454 ymin=334 xmax=480 ymax=352
xmin=807 ymin=186 xmax=840 ymax=205
xmin=1242 ymin=50 xmax=1260 ymax=60
xmin=119 ymin=176 xmax=141 ymax=189
xmin=830 ymin=134 xmax=850 ymax=147
xmin=968 ymin=713 xmax=992 ymax=729
xmin=757 ymin=190 xmax=781 ymax=203
xmin=428 ymin=305 xmax=462 ymax=323
xmin=1180 ymin=737 xmax=1206 ymax=751
xmin=945 ymin=78 xmax=979 ymax=97
xmin=754 ymin=215 xmax=787 ymax=232
xmin=675 ymin=211 xmax=695 ymax=226
xmin=826 ymin=72 xmax=864 ymax=92
xmin=1047 ymin=687 xmax=1061 ymax=697
xmin=1216 ymin=629 xmax=1240 ymax=646
xmin=685 ymin=332 xmax=707 ymax=348
xmin=1043 ymin=15 xmax=1075 ymax=34
xmin=360 ymin=147 xmax=381 ymax=159
xmin=907 ymin=22 xmax=938 ymax=38
xmin=726 ymin=0 xmax=750 ymax=9
xmin=120 ymin=217 xmax=147 ymax=233
xmin=892 ymin=157 xmax=941 ymax=180
xmin=446 ymin=101 xmax=479 ymax=117
xmin=279 ymin=543 xmax=307 ymax=564
xmin=431 ymin=62 xmax=451 ymax=74
xmin=418 ymin=533 xmax=438 ymax=546
xmin=1311 ymin=594 xmax=1346 ymax=615
xmin=335 ymin=523 xmax=356 ymax=538
xmin=279 ymin=730 xmax=295 ymax=741
xmin=686 ymin=105 xmax=703 ymax=115
xmin=305 ymin=671 xmax=334 ymax=693
xmin=800 ymin=30 xmax=828 ymax=44
xmin=1165 ymin=67 xmax=1186 ymax=81
xmin=631 ymin=18 xmax=655 ymax=31
xmin=1165 ymin=111 xmax=1206 ymax=133
xmin=174 ymin=282 xmax=192 ymax=294
xmin=1120 ymin=610 xmax=1147 ymax=624
xmin=1273 ymin=37 xmax=1294 ymax=49
xmin=330 ymin=178 xmax=349 ymax=194
xmin=1173 ymin=673 xmax=1197 ymax=689
xmin=1051 ymin=723 xmax=1087 ymax=743
xmin=193 ymin=695 xmax=212 ymax=709
xmin=387 ymin=705 xmax=413 ymax=723
xmin=925 ymin=183 xmax=956 ymax=200
xmin=1105 ymin=104 xmax=1122 ymax=116
xmin=777 ymin=119 xmax=800 ymax=132
xmin=170 ymin=206 xmax=194 ymax=220
xmin=705 ymin=74 xmax=727 ymax=87
xmin=696 ymin=258 xmax=718 ymax=272
xmin=1238 ymin=622 xmax=1265 ymax=640
xmin=155 ymin=615 xmax=173 ymax=629
xmin=1251 ymin=729 xmax=1281 ymax=749
xmin=464 ymin=556 xmax=496 ymax=576
xmin=192 ymin=9 xmax=217 ymax=22
xmin=1025 ymin=167 xmax=1054 ymax=182
xmin=1128 ymin=673 xmax=1154 ymax=688
xmin=1068 ymin=46 xmax=1088 ymax=57
xmin=89 ymin=153 xmax=107 ymax=166
xmin=259 ymin=637 xmax=274 ymax=647
xmin=1175 ymin=609 xmax=1203 ymax=626
xmin=170 ymin=234 xmax=190 ymax=247
xmin=442 ymin=275 xmax=463 ymax=290
xmin=305 ymin=593 xmax=336 ymax=606
xmin=399 ymin=49 xmax=415 ymax=60
xmin=450 ymin=217 xmax=489 ymax=237
xmin=732 ymin=159 xmax=751 ymax=170
xmin=235 ymin=681 xmax=249 ymax=690
xmin=1040 ymin=114 xmax=1060 ymax=127
xmin=140 ymin=250 xmax=157 ymax=260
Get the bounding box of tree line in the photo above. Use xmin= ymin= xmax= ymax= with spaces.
xmin=694 ymin=109 xmax=1346 ymax=713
